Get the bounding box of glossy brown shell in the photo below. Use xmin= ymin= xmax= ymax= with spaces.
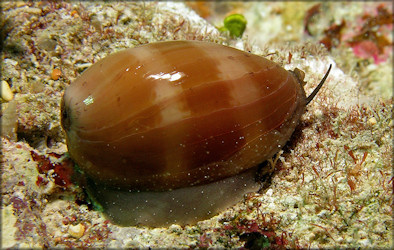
xmin=61 ymin=40 xmax=306 ymax=191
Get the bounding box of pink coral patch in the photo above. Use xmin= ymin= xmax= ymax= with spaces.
xmin=352 ymin=40 xmax=390 ymax=64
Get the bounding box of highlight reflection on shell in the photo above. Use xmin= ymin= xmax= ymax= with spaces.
xmin=61 ymin=40 xmax=307 ymax=191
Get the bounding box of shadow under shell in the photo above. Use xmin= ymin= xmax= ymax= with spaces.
xmin=86 ymin=167 xmax=260 ymax=227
